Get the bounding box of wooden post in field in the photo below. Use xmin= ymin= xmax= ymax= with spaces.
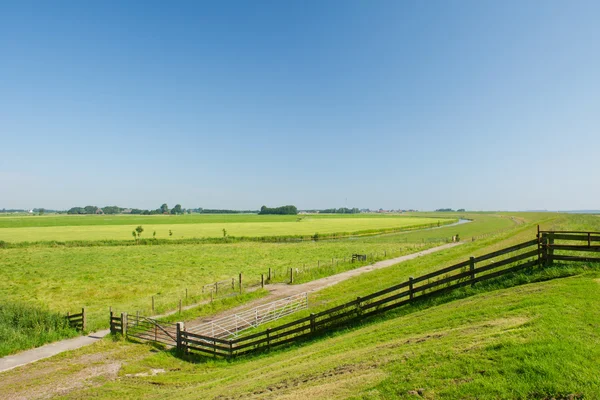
xmin=266 ymin=328 xmax=271 ymax=350
xmin=239 ymin=273 xmax=243 ymax=294
xmin=232 ymin=278 xmax=235 ymax=290
xmin=310 ymin=313 xmax=316 ymax=333
xmin=215 ymin=281 xmax=218 ymax=295
xmin=185 ymin=288 xmax=188 ymax=301
xmin=121 ymin=313 xmax=127 ymax=336
xmin=179 ymin=299 xmax=182 ymax=314
xmin=176 ymin=322 xmax=184 ymax=353
xmin=536 ymin=224 xmax=542 ymax=266
xmin=409 ymin=277 xmax=414 ymax=300
xmin=541 ymin=233 xmax=548 ymax=266
xmin=268 ymin=267 xmax=272 ymax=281
xmin=289 ymin=268 xmax=294 ymax=284
xmin=469 ymin=257 xmax=476 ymax=286
xmin=548 ymin=232 xmax=555 ymax=265
xmin=109 ymin=310 xmax=114 ymax=334
xmin=261 ymin=274 xmax=264 ymax=288
xmin=82 ymin=307 xmax=86 ymax=331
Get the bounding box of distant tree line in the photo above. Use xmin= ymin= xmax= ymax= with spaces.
xmin=435 ymin=208 xmax=466 ymax=212
xmin=259 ymin=205 xmax=298 ymax=215
xmin=67 ymin=203 xmax=189 ymax=215
xmin=192 ymin=208 xmax=259 ymax=214
xmin=318 ymin=207 xmax=360 ymax=214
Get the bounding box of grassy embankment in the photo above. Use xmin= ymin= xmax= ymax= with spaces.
xmin=0 ymin=213 xmax=597 ymax=398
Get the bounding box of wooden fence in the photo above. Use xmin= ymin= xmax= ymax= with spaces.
xmin=113 ymin=228 xmax=600 ymax=359
xmin=66 ymin=308 xmax=86 ymax=331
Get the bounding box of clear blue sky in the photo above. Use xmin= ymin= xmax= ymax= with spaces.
xmin=1 ymin=1 xmax=599 ymax=211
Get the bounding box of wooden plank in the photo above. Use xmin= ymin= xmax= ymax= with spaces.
xmin=547 ymin=234 xmax=600 ymax=242
xmin=549 ymin=244 xmax=600 ymax=252
xmin=186 ymin=345 xmax=229 ymax=357
xmin=474 ymin=240 xmax=537 ymax=262
xmin=183 ymin=338 xmax=230 ymax=352
xmin=182 ymin=332 xmax=231 ymax=345
xmin=313 ymin=300 xmax=358 ymax=318
xmin=361 ymin=289 xmax=411 ymax=311
xmin=551 ymin=255 xmax=600 ymax=263
xmin=233 ymin=324 xmax=312 ymax=351
xmin=358 ymin=280 xmax=411 ymax=302
xmin=411 ymin=260 xmax=470 ymax=284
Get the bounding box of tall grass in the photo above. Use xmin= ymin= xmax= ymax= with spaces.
xmin=0 ymin=302 xmax=79 ymax=357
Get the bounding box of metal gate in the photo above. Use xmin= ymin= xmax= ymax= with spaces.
xmin=186 ymin=292 xmax=309 ymax=339
xmin=127 ymin=314 xmax=178 ymax=347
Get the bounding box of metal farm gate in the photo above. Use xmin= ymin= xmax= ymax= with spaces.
xmin=126 ymin=314 xmax=179 ymax=347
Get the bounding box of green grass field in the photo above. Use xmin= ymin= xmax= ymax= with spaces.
xmin=1 ymin=212 xmax=598 ymax=399
xmin=0 ymin=215 xmax=450 ymax=242
xmin=0 ymin=213 xmax=516 ymax=345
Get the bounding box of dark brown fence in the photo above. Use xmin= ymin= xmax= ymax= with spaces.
xmin=115 ymin=229 xmax=600 ymax=359
xmin=180 ymin=236 xmax=546 ymax=358
xmin=66 ymin=308 xmax=86 ymax=331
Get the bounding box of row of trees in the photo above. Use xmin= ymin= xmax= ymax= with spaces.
xmin=259 ymin=205 xmax=298 ymax=215
xmin=435 ymin=208 xmax=466 ymax=212
xmin=192 ymin=208 xmax=258 ymax=214
xmin=67 ymin=203 xmax=188 ymax=215
xmin=319 ymin=207 xmax=360 ymax=214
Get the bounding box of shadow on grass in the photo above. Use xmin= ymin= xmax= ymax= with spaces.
xmin=188 ymin=262 xmax=598 ymax=363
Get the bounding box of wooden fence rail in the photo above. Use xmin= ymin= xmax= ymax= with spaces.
xmin=113 ymin=229 xmax=600 ymax=359
xmin=66 ymin=308 xmax=86 ymax=331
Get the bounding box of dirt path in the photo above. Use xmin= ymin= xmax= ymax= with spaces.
xmin=0 ymin=242 xmax=461 ymax=373
xmin=185 ymin=242 xmax=462 ymax=327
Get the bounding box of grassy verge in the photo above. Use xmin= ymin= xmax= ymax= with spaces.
xmin=36 ymin=265 xmax=599 ymax=399
xmin=0 ymin=302 xmax=80 ymax=357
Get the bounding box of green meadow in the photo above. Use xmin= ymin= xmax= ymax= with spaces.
xmin=0 ymin=213 xmax=514 ymax=343
xmin=0 ymin=215 xmax=449 ymax=242
xmin=1 ymin=212 xmax=599 ymax=399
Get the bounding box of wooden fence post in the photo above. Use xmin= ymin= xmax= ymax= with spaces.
xmin=232 ymin=278 xmax=235 ymax=290
xmin=356 ymin=296 xmax=362 ymax=316
xmin=185 ymin=288 xmax=188 ymax=301
xmin=541 ymin=233 xmax=548 ymax=266
xmin=409 ymin=277 xmax=414 ymax=299
xmin=229 ymin=340 xmax=233 ymax=359
xmin=535 ymin=224 xmax=542 ymax=266
xmin=176 ymin=322 xmax=184 ymax=353
xmin=310 ymin=313 xmax=316 ymax=333
xmin=215 ymin=281 xmax=218 ymax=295
xmin=261 ymin=274 xmax=264 ymax=288
xmin=179 ymin=299 xmax=182 ymax=314
xmin=268 ymin=267 xmax=272 ymax=281
xmin=267 ymin=328 xmax=271 ymax=350
xmin=469 ymin=257 xmax=476 ymax=286
xmin=289 ymin=268 xmax=294 ymax=284
xmin=548 ymin=232 xmax=555 ymax=265
xmin=110 ymin=310 xmax=114 ymax=333
xmin=82 ymin=307 xmax=86 ymax=331
xmin=239 ymin=273 xmax=243 ymax=294
xmin=121 ymin=313 xmax=127 ymax=336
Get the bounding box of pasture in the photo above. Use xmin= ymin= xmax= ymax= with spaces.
xmin=2 ymin=212 xmax=600 ymax=399
xmin=0 ymin=213 xmax=515 ymax=337
xmin=0 ymin=215 xmax=450 ymax=242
